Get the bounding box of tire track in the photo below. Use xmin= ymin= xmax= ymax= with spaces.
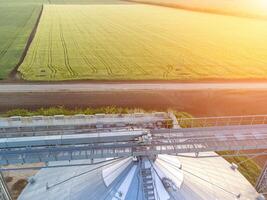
xmin=0 ymin=12 xmax=14 ymax=58
xmin=58 ymin=18 xmax=77 ymax=77
xmin=10 ymin=5 xmax=44 ymax=79
xmin=69 ymin=12 xmax=98 ymax=74
xmin=24 ymin=36 xmax=41 ymax=74
xmin=163 ymin=65 xmax=173 ymax=78
xmin=0 ymin=6 xmax=36 ymax=59
xmin=47 ymin=17 xmax=57 ymax=78
xmin=79 ymin=10 xmax=116 ymax=76
xmin=71 ymin=35 xmax=98 ymax=74
xmin=92 ymin=13 xmax=149 ymax=76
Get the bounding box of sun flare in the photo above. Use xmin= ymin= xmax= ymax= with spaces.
xmin=248 ymin=0 xmax=267 ymax=13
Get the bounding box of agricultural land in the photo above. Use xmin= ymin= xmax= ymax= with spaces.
xmin=0 ymin=0 xmax=128 ymax=80
xmin=124 ymin=0 xmax=267 ymax=19
xmin=1 ymin=0 xmax=267 ymax=81
xmin=0 ymin=0 xmax=44 ymax=79
xmin=18 ymin=3 xmax=267 ymax=81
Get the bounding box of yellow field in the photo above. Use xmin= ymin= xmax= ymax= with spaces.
xmin=126 ymin=0 xmax=267 ymax=19
xmin=19 ymin=4 xmax=267 ymax=81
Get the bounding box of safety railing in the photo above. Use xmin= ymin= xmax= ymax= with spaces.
xmin=0 ymin=112 xmax=173 ymax=137
xmin=0 ymin=112 xmax=168 ymax=126
xmin=177 ymin=115 xmax=267 ymax=128
xmin=0 ymin=173 xmax=12 ymax=200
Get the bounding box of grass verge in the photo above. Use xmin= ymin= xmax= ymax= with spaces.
xmin=1 ymin=106 xmax=147 ymax=117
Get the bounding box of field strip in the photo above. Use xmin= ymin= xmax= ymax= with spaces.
xmin=10 ymin=5 xmax=44 ymax=78
xmin=0 ymin=7 xmax=36 ymax=59
xmin=18 ymin=4 xmax=267 ymax=81
xmin=122 ymin=0 xmax=267 ymax=20
xmin=2 ymin=83 xmax=267 ymax=93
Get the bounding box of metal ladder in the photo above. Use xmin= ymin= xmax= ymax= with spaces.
xmin=0 ymin=172 xmax=12 ymax=200
xmin=256 ymin=161 xmax=267 ymax=194
xmin=141 ymin=167 xmax=156 ymax=200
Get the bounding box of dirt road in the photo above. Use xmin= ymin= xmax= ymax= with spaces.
xmin=1 ymin=83 xmax=267 ymax=116
xmin=2 ymin=83 xmax=267 ymax=92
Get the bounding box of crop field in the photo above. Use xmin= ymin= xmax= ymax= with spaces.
xmin=0 ymin=0 xmax=45 ymax=79
xmin=0 ymin=0 xmax=126 ymax=80
xmin=18 ymin=4 xmax=267 ymax=81
xmin=125 ymin=0 xmax=267 ymax=19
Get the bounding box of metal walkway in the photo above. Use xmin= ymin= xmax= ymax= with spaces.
xmin=141 ymin=167 xmax=155 ymax=200
xmin=2 ymin=124 xmax=267 ymax=165
xmin=0 ymin=112 xmax=171 ymax=138
xmin=1 ymin=113 xmax=267 ymax=195
xmin=140 ymin=159 xmax=156 ymax=200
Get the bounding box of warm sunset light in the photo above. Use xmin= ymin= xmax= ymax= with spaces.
xmin=258 ymin=0 xmax=267 ymax=13
xmin=243 ymin=0 xmax=267 ymax=17
xmin=1 ymin=0 xmax=267 ymax=199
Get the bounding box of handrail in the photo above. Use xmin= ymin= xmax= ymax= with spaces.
xmin=177 ymin=115 xmax=267 ymax=128
xmin=0 ymin=172 xmax=12 ymax=200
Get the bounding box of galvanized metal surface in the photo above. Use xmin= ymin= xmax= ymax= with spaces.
xmin=256 ymin=161 xmax=267 ymax=194
xmin=2 ymin=124 xmax=267 ymax=165
xmin=2 ymin=113 xmax=267 ymax=197
xmin=17 ymin=154 xmax=260 ymax=200
xmin=0 ymin=172 xmax=12 ymax=200
xmin=178 ymin=114 xmax=267 ymax=128
xmin=0 ymin=112 xmax=170 ymax=138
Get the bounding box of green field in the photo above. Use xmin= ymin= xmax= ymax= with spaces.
xmin=0 ymin=0 xmax=45 ymax=79
xmin=2 ymin=0 xmax=267 ymax=81
xmin=0 ymin=0 xmax=127 ymax=80
xmin=18 ymin=3 xmax=267 ymax=81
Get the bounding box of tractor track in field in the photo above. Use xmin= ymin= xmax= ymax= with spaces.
xmin=26 ymin=37 xmax=40 ymax=74
xmin=82 ymin=12 xmax=133 ymax=76
xmin=103 ymin=56 xmax=114 ymax=76
xmin=0 ymin=12 xmax=14 ymax=58
xmin=97 ymin=15 xmax=148 ymax=76
xmin=47 ymin=20 xmax=57 ymax=79
xmin=9 ymin=5 xmax=44 ymax=80
xmin=0 ymin=7 xmax=36 ymax=59
xmin=22 ymin=32 xmax=41 ymax=76
xmin=82 ymin=55 xmax=98 ymax=74
xmin=72 ymin=36 xmax=98 ymax=74
xmin=85 ymin=23 xmax=114 ymax=76
xmin=80 ymin=9 xmax=131 ymax=76
xmin=163 ymin=65 xmax=174 ymax=78
xmin=70 ymin=13 xmax=98 ymax=74
xmin=102 ymin=16 xmax=154 ymax=76
xmin=18 ymin=26 xmax=41 ymax=76
xmin=58 ymin=21 xmax=77 ymax=77
xmin=0 ymin=8 xmax=35 ymax=59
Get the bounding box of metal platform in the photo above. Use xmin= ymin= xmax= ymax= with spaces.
xmin=1 ymin=113 xmax=267 ymax=197
xmin=2 ymin=124 xmax=267 ymax=165
xmin=0 ymin=112 xmax=170 ymax=138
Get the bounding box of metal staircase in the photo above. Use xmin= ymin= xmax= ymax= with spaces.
xmin=256 ymin=161 xmax=267 ymax=194
xmin=141 ymin=162 xmax=156 ymax=200
xmin=0 ymin=173 xmax=12 ymax=200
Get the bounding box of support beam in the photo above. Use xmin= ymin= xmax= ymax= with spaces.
xmin=0 ymin=172 xmax=12 ymax=200
xmin=256 ymin=162 xmax=267 ymax=194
